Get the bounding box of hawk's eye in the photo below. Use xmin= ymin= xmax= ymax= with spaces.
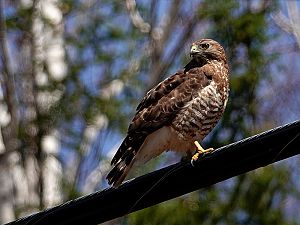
xmin=200 ymin=43 xmax=209 ymax=49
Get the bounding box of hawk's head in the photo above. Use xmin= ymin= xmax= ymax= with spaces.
xmin=190 ymin=39 xmax=226 ymax=64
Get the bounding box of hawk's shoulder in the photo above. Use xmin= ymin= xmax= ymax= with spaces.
xmin=128 ymin=67 xmax=212 ymax=133
xmin=136 ymin=71 xmax=187 ymax=113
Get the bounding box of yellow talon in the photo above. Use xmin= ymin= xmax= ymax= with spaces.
xmin=191 ymin=141 xmax=214 ymax=163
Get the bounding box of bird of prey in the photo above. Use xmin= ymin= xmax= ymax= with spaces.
xmin=107 ymin=39 xmax=229 ymax=187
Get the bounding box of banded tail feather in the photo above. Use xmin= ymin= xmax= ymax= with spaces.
xmin=106 ymin=132 xmax=147 ymax=187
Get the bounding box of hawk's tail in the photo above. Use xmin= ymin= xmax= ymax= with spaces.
xmin=106 ymin=133 xmax=147 ymax=187
xmin=106 ymin=158 xmax=135 ymax=187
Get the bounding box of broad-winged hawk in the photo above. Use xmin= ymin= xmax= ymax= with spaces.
xmin=107 ymin=39 xmax=229 ymax=187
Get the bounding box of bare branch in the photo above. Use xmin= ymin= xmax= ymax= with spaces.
xmin=287 ymin=0 xmax=300 ymax=27
xmin=159 ymin=0 xmax=181 ymax=47
xmin=272 ymin=12 xmax=294 ymax=34
xmin=0 ymin=4 xmax=13 ymax=80
xmin=149 ymin=0 xmax=158 ymax=28
xmin=125 ymin=0 xmax=151 ymax=33
xmin=148 ymin=17 xmax=198 ymax=89
xmin=272 ymin=1 xmax=300 ymax=48
xmin=286 ymin=0 xmax=300 ymax=47
xmin=149 ymin=0 xmax=181 ymax=72
xmin=0 ymin=0 xmax=19 ymax=154
xmin=125 ymin=1 xmax=198 ymax=91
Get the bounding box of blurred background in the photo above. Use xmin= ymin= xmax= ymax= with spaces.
xmin=0 ymin=0 xmax=300 ymax=224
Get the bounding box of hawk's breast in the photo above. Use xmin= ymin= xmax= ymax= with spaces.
xmin=171 ymin=80 xmax=227 ymax=144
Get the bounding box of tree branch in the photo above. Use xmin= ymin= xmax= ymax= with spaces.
xmin=0 ymin=0 xmax=19 ymax=156
xmin=125 ymin=0 xmax=151 ymax=33
xmin=148 ymin=17 xmax=198 ymax=89
xmin=272 ymin=1 xmax=300 ymax=48
xmin=148 ymin=0 xmax=181 ymax=88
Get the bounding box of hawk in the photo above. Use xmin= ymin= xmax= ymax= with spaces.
xmin=107 ymin=39 xmax=229 ymax=187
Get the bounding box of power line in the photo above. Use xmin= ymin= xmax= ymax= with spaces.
xmin=5 ymin=120 xmax=300 ymax=225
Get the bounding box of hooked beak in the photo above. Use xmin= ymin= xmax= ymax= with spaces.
xmin=190 ymin=44 xmax=201 ymax=57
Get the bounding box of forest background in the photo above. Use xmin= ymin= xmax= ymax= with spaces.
xmin=1 ymin=0 xmax=300 ymax=224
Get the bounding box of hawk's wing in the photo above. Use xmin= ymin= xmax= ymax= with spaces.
xmin=135 ymin=72 xmax=188 ymax=113
xmin=107 ymin=68 xmax=212 ymax=186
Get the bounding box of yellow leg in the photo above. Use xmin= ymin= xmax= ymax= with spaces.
xmin=191 ymin=141 xmax=214 ymax=162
